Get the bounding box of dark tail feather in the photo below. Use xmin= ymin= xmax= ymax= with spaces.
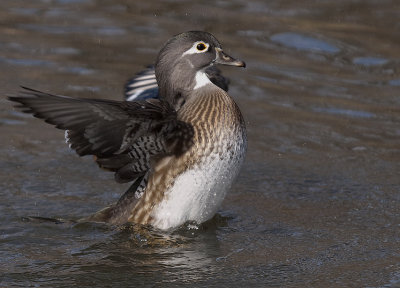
xmin=82 ymin=176 xmax=144 ymax=224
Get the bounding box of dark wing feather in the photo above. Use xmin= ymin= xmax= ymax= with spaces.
xmin=9 ymin=87 xmax=194 ymax=183
xmin=206 ymin=66 xmax=230 ymax=92
xmin=124 ymin=66 xmax=230 ymax=101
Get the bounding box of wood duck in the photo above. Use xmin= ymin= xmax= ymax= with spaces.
xmin=9 ymin=31 xmax=247 ymax=230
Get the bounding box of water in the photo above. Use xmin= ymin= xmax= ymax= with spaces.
xmin=1 ymin=1 xmax=399 ymax=287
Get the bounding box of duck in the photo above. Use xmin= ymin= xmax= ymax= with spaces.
xmin=9 ymin=31 xmax=247 ymax=230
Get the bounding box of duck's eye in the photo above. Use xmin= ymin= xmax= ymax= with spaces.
xmin=196 ymin=43 xmax=207 ymax=51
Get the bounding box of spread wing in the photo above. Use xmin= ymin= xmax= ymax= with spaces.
xmin=124 ymin=66 xmax=230 ymax=101
xmin=9 ymin=87 xmax=194 ymax=184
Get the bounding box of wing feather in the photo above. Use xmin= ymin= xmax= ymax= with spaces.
xmin=9 ymin=87 xmax=194 ymax=184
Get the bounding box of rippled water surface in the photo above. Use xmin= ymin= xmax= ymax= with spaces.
xmin=1 ymin=1 xmax=399 ymax=287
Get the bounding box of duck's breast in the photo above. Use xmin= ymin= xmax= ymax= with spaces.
xmin=150 ymin=87 xmax=247 ymax=230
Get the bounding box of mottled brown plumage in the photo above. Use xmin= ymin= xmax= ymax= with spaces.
xmin=129 ymin=86 xmax=246 ymax=226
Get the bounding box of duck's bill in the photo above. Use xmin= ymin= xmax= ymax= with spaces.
xmin=214 ymin=48 xmax=246 ymax=68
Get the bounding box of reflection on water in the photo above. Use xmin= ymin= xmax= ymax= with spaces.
xmin=1 ymin=0 xmax=399 ymax=287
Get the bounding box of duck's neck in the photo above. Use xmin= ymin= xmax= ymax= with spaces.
xmin=156 ymin=64 xmax=213 ymax=111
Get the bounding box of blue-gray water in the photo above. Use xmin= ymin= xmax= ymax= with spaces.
xmin=1 ymin=1 xmax=399 ymax=287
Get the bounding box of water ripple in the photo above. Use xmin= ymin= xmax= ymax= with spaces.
xmin=270 ymin=32 xmax=341 ymax=54
xmin=353 ymin=57 xmax=389 ymax=66
xmin=311 ymin=107 xmax=376 ymax=118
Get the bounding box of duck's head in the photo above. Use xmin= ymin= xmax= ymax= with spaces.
xmin=155 ymin=31 xmax=245 ymax=109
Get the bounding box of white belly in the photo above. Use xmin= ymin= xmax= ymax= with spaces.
xmin=150 ymin=142 xmax=246 ymax=230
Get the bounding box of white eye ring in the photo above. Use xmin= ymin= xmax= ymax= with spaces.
xmin=182 ymin=41 xmax=210 ymax=56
